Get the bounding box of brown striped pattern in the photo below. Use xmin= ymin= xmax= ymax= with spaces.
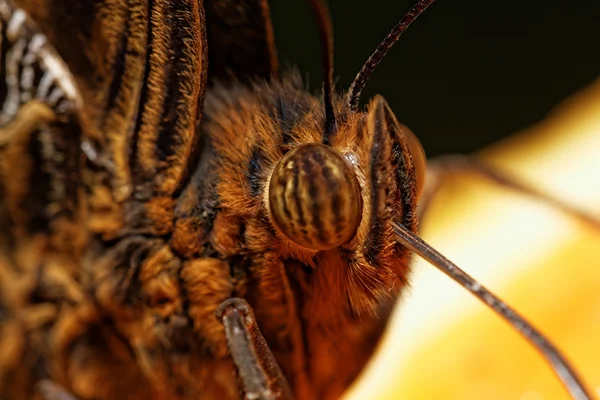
xmin=13 ymin=0 xmax=207 ymax=202
xmin=268 ymin=143 xmax=362 ymax=250
xmin=127 ymin=0 xmax=206 ymax=198
xmin=0 ymin=2 xmax=79 ymax=124
xmin=0 ymin=0 xmax=84 ymax=244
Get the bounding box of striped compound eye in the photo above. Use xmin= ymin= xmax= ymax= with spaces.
xmin=268 ymin=143 xmax=362 ymax=251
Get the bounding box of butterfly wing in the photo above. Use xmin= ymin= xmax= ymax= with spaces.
xmin=204 ymin=0 xmax=278 ymax=84
xmin=11 ymin=0 xmax=279 ymax=238
xmin=0 ymin=0 xmax=84 ymax=250
xmin=0 ymin=1 xmax=280 ymax=398
xmin=8 ymin=0 xmax=209 ymax=240
xmin=0 ymin=1 xmax=91 ymax=397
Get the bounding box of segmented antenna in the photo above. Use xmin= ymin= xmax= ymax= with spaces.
xmin=307 ymin=0 xmax=337 ymax=142
xmin=393 ymin=221 xmax=594 ymax=400
xmin=347 ymin=0 xmax=437 ymax=111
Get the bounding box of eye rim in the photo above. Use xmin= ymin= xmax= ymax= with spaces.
xmin=267 ymin=143 xmax=363 ymax=251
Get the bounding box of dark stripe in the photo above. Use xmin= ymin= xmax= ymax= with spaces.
xmin=154 ymin=5 xmax=178 ymax=162
xmin=103 ymin=10 xmax=129 ymax=119
xmin=389 ymin=117 xmax=417 ymax=231
xmin=291 ymin=162 xmax=306 ymax=228
xmin=321 ymin=163 xmax=344 ymax=235
xmin=0 ymin=14 xmax=9 ymax=108
xmin=174 ymin=136 xmax=219 ymax=248
xmin=365 ymin=107 xmax=386 ymax=263
xmin=15 ymin=31 xmax=25 ymax=99
xmin=129 ymin=0 xmax=153 ymax=185
xmin=247 ymin=145 xmax=264 ymax=197
xmin=311 ymin=148 xmax=325 ymax=165
xmin=30 ymin=61 xmax=44 ymax=98
xmin=154 ymin=1 xmax=197 ymax=163
xmin=278 ymin=173 xmax=293 ymax=224
xmin=25 ymin=129 xmax=52 ymax=233
xmin=306 ymin=154 xmax=327 ymax=244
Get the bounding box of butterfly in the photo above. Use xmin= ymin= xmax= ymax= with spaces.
xmin=0 ymin=0 xmax=595 ymax=399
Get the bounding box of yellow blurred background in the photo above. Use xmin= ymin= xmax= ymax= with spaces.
xmin=344 ymin=78 xmax=600 ymax=399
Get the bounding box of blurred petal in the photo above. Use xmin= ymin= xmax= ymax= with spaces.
xmin=345 ymin=78 xmax=600 ymax=400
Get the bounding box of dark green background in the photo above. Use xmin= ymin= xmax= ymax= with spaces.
xmin=270 ymin=0 xmax=600 ymax=157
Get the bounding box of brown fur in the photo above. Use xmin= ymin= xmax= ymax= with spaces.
xmin=199 ymin=76 xmax=418 ymax=399
xmin=0 ymin=1 xmax=420 ymax=399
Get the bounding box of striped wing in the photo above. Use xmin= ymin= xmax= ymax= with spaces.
xmin=0 ymin=0 xmax=83 ymax=245
xmin=6 ymin=0 xmax=278 ymax=238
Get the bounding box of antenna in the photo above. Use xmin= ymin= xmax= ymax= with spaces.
xmin=347 ymin=0 xmax=437 ymax=111
xmin=392 ymin=220 xmax=594 ymax=400
xmin=307 ymin=0 xmax=337 ymax=141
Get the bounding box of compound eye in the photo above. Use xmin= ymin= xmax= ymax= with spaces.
xmin=268 ymin=143 xmax=362 ymax=251
xmin=402 ymin=125 xmax=427 ymax=199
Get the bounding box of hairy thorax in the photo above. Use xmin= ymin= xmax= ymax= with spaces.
xmin=1 ymin=74 xmax=416 ymax=400
xmin=157 ymin=73 xmax=415 ymax=399
xmin=0 ymin=1 xmax=423 ymax=399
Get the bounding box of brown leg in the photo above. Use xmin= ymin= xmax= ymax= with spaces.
xmin=215 ymin=298 xmax=294 ymax=400
xmin=419 ymin=154 xmax=600 ymax=231
xmin=0 ymin=100 xmax=61 ymax=234
xmin=36 ymin=380 xmax=79 ymax=400
xmin=0 ymin=100 xmax=56 ymax=145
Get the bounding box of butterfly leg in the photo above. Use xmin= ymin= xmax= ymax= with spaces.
xmin=36 ymin=380 xmax=79 ymax=400
xmin=216 ymin=298 xmax=294 ymax=400
xmin=0 ymin=100 xmax=56 ymax=145
xmin=419 ymin=154 xmax=600 ymax=230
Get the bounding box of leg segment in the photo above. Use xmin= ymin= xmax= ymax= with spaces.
xmin=0 ymin=100 xmax=56 ymax=145
xmin=216 ymin=298 xmax=294 ymax=400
